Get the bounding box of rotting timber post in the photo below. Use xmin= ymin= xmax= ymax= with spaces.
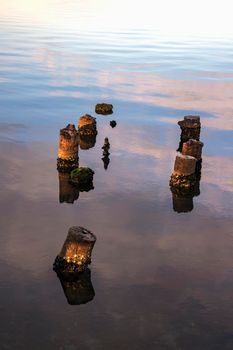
xmin=57 ymin=124 xmax=79 ymax=172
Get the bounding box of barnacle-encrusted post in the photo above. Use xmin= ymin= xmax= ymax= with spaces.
xmin=170 ymin=153 xmax=197 ymax=193
xmin=78 ymin=114 xmax=97 ymax=150
xmin=53 ymin=226 xmax=96 ymax=274
xmin=57 ymin=124 xmax=79 ymax=172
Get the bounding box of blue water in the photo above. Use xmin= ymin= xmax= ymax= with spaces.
xmin=0 ymin=2 xmax=233 ymax=349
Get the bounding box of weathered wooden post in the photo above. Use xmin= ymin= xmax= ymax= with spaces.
xmin=171 ymin=116 xmax=204 ymax=212
xmin=54 ymin=227 xmax=96 ymax=305
xmin=78 ymin=114 xmax=97 ymax=150
xmin=177 ymin=115 xmax=201 ymax=151
xmin=57 ymin=124 xmax=79 ymax=172
xmin=54 ymin=226 xmax=96 ymax=274
xmin=170 ymin=153 xmax=197 ymax=192
xmin=173 ymin=153 xmax=197 ymax=176
xmin=182 ymin=139 xmax=203 ymax=160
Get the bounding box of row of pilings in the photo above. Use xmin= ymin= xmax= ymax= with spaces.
xmin=57 ymin=114 xmax=112 ymax=204
xmin=170 ymin=116 xmax=204 ymax=213
xmin=54 ymin=104 xmax=114 ymax=304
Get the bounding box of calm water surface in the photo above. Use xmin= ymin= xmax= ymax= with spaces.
xmin=0 ymin=1 xmax=233 ymax=349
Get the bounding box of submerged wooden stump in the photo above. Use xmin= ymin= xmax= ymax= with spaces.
xmin=95 ymin=103 xmax=113 ymax=115
xmin=56 ymin=268 xmax=95 ymax=305
xmin=57 ymin=124 xmax=79 ymax=172
xmin=53 ymin=226 xmax=97 ymax=274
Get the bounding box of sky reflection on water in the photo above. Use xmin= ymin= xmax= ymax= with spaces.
xmin=0 ymin=1 xmax=233 ymax=349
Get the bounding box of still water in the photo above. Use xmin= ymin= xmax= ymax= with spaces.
xmin=0 ymin=1 xmax=233 ymax=349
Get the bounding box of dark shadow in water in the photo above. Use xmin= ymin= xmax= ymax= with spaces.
xmin=58 ymin=168 xmax=94 ymax=203
xmin=55 ymin=268 xmax=95 ymax=305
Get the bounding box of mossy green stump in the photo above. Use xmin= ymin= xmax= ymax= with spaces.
xmin=70 ymin=167 xmax=94 ymax=192
xmin=95 ymin=103 xmax=113 ymax=115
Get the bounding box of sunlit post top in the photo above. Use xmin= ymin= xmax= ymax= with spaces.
xmin=54 ymin=226 xmax=97 ymax=274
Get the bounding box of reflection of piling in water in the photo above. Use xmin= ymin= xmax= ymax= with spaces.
xmin=102 ymin=137 xmax=110 ymax=170
xmin=172 ymin=192 xmax=194 ymax=213
xmin=58 ymin=172 xmax=79 ymax=204
xmin=57 ymin=124 xmax=79 ymax=172
xmin=177 ymin=116 xmax=201 ymax=151
xmin=55 ymin=268 xmax=95 ymax=305
xmin=54 ymin=226 xmax=97 ymax=275
xmin=79 ymin=135 xmax=96 ymax=150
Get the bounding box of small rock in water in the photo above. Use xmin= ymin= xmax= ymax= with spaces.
xmin=110 ymin=120 xmax=117 ymax=128
xmin=95 ymin=103 xmax=113 ymax=115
